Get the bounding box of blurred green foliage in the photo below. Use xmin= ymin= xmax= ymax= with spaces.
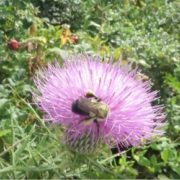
xmin=31 ymin=0 xmax=84 ymax=30
xmin=0 ymin=0 xmax=180 ymax=179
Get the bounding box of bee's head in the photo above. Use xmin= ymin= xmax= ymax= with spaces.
xmin=97 ymin=102 xmax=110 ymax=119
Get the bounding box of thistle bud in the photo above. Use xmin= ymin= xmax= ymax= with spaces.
xmin=71 ymin=35 xmax=79 ymax=44
xmin=9 ymin=39 xmax=19 ymax=51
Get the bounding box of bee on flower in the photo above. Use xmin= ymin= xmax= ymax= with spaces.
xmin=33 ymin=53 xmax=165 ymax=154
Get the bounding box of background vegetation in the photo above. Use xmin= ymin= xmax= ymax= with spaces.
xmin=0 ymin=0 xmax=180 ymax=178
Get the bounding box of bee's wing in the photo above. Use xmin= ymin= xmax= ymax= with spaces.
xmin=78 ymin=98 xmax=99 ymax=115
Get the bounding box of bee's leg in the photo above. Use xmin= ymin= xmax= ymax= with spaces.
xmin=94 ymin=118 xmax=100 ymax=136
xmin=82 ymin=117 xmax=94 ymax=125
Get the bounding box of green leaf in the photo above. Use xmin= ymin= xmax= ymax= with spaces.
xmin=119 ymin=155 xmax=126 ymax=165
xmin=138 ymin=59 xmax=151 ymax=68
xmin=158 ymin=174 xmax=170 ymax=180
xmin=138 ymin=156 xmax=150 ymax=167
xmin=0 ymin=98 xmax=9 ymax=110
xmin=0 ymin=129 xmax=11 ymax=137
xmin=89 ymin=21 xmax=101 ymax=28
xmin=172 ymin=166 xmax=180 ymax=176
xmin=23 ymin=36 xmax=47 ymax=44
xmin=166 ymin=74 xmax=180 ymax=93
xmin=161 ymin=149 xmax=169 ymax=162
xmin=150 ymin=155 xmax=157 ymax=165
xmin=47 ymin=48 xmax=69 ymax=59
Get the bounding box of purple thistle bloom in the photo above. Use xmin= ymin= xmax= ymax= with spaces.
xmin=33 ymin=54 xmax=165 ymax=153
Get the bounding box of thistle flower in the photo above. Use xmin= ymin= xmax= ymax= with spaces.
xmin=33 ymin=54 xmax=165 ymax=153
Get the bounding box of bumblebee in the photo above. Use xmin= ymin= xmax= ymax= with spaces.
xmin=135 ymin=72 xmax=149 ymax=82
xmin=72 ymin=90 xmax=110 ymax=135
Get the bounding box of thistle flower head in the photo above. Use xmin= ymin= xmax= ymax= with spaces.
xmin=33 ymin=54 xmax=165 ymax=153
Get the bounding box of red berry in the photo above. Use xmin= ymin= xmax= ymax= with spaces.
xmin=9 ymin=39 xmax=19 ymax=51
xmin=71 ymin=35 xmax=78 ymax=44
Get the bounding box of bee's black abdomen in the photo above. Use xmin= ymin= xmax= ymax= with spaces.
xmin=72 ymin=99 xmax=89 ymax=116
